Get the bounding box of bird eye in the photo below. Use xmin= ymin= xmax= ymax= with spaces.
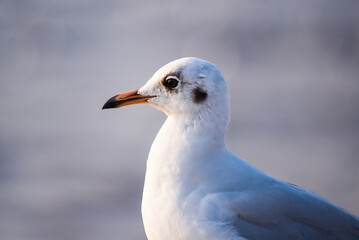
xmin=163 ymin=77 xmax=179 ymax=89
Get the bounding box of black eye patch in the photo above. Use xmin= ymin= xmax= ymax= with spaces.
xmin=192 ymin=87 xmax=208 ymax=103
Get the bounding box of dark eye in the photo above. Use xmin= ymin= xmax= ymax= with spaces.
xmin=163 ymin=77 xmax=179 ymax=89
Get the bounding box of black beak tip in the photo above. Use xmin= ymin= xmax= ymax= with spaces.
xmin=102 ymin=96 xmax=118 ymax=110
xmin=102 ymin=102 xmax=116 ymax=110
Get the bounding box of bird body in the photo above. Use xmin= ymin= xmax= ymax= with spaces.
xmin=103 ymin=57 xmax=359 ymax=240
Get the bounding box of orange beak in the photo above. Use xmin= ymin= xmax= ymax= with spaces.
xmin=102 ymin=89 xmax=155 ymax=109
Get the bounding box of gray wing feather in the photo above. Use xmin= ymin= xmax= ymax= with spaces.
xmin=229 ymin=180 xmax=359 ymax=240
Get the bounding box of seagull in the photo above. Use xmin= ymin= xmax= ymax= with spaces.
xmin=102 ymin=57 xmax=359 ymax=240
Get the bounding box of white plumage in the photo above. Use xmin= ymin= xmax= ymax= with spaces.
xmin=103 ymin=57 xmax=359 ymax=240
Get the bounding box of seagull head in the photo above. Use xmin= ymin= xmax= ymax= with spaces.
xmin=102 ymin=57 xmax=230 ymax=121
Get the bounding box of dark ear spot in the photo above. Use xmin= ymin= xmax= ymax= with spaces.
xmin=192 ymin=87 xmax=208 ymax=103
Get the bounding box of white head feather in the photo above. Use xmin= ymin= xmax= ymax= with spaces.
xmin=138 ymin=57 xmax=230 ymax=121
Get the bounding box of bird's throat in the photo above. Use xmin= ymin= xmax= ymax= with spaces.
xmin=147 ymin=114 xmax=227 ymax=172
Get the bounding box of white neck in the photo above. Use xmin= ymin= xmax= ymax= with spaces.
xmin=146 ymin=110 xmax=229 ymax=174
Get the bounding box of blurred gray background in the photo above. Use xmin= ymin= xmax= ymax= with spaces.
xmin=1 ymin=0 xmax=358 ymax=239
